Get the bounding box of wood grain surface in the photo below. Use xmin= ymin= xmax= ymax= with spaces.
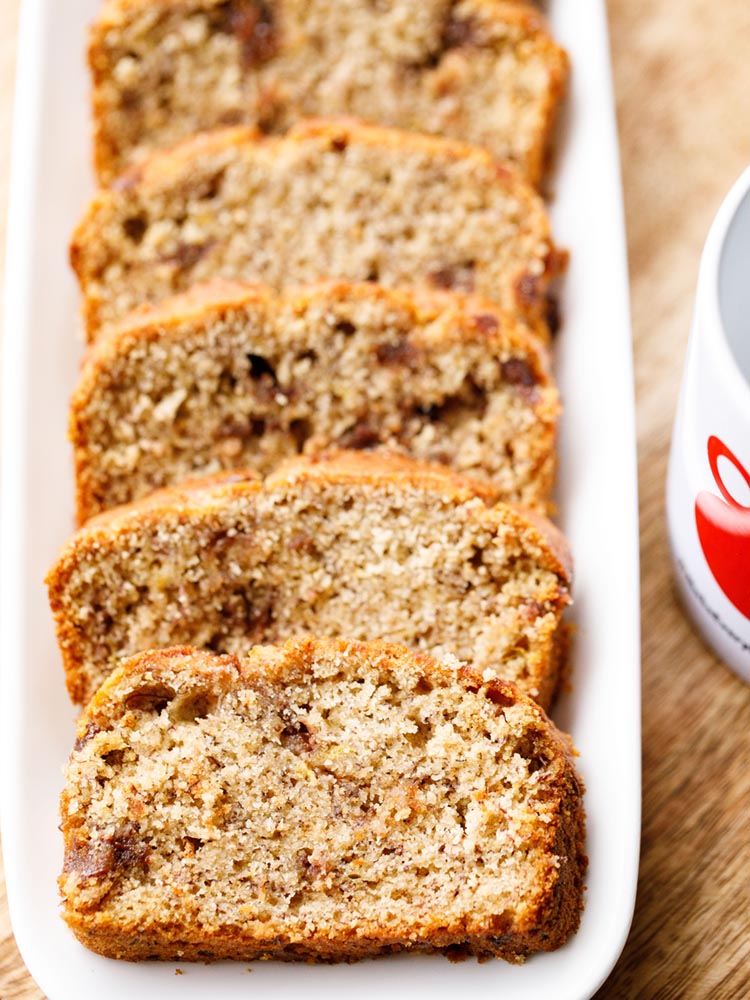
xmin=1 ymin=1 xmax=749 ymax=997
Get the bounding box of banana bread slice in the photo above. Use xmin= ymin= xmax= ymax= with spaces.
xmin=47 ymin=451 xmax=572 ymax=708
xmin=89 ymin=0 xmax=568 ymax=186
xmin=59 ymin=638 xmax=586 ymax=962
xmin=70 ymin=119 xmax=564 ymax=341
xmin=71 ymin=279 xmax=559 ymax=522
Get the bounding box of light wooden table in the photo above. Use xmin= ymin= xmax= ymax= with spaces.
xmin=1 ymin=2 xmax=749 ymax=997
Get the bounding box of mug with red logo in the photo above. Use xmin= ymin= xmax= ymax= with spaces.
xmin=667 ymin=167 xmax=750 ymax=683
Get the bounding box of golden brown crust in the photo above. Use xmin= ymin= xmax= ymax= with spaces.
xmin=501 ymin=502 xmax=573 ymax=583
xmin=287 ymin=117 xmax=529 ymax=178
xmin=265 ymin=449 xmax=503 ymax=506
xmin=70 ymin=119 xmax=561 ymax=341
xmin=97 ymin=277 xmax=272 ymax=333
xmin=47 ymin=451 xmax=572 ymax=707
xmin=89 ymin=0 xmax=568 ymax=185
xmin=60 ymin=639 xmax=586 ymax=962
xmin=89 ymin=118 xmax=528 ymax=199
xmin=82 ymin=468 xmax=262 ymax=531
xmin=97 ymin=277 xmax=547 ymax=341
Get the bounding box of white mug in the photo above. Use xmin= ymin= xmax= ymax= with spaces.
xmin=667 ymin=167 xmax=750 ymax=683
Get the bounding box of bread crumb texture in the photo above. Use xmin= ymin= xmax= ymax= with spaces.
xmin=47 ymin=451 xmax=572 ymax=708
xmin=90 ymin=0 xmax=568 ymax=184
xmin=71 ymin=280 xmax=559 ymax=520
xmin=60 ymin=638 xmax=586 ymax=962
xmin=71 ymin=119 xmax=563 ymax=340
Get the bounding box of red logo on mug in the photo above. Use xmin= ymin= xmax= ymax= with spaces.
xmin=695 ymin=436 xmax=750 ymax=619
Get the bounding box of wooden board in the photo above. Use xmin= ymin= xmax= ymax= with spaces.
xmin=1 ymin=1 xmax=749 ymax=997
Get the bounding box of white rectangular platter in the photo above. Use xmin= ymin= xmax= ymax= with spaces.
xmin=0 ymin=2 xmax=641 ymax=998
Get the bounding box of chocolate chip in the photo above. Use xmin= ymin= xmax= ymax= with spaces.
xmin=119 ymin=89 xmax=141 ymax=111
xmin=401 ymin=9 xmax=480 ymax=75
xmin=338 ymin=420 xmax=381 ymax=449
xmin=441 ymin=13 xmax=478 ymax=49
xmin=429 ymin=265 xmax=456 ymax=289
xmin=219 ymin=1 xmax=277 ymax=68
xmin=501 ymin=358 xmax=538 ymax=388
xmin=162 ymin=239 xmax=215 ymax=272
xmin=122 ymin=215 xmax=147 ymax=244
xmin=521 ymin=599 xmax=546 ymax=622
xmin=375 ymin=339 xmax=419 ymax=366
xmin=217 ymin=108 xmax=245 ymax=126
xmin=516 ymin=273 xmax=543 ymax=308
xmin=288 ymin=532 xmax=317 ymax=555
xmin=546 ymin=293 xmax=562 ymax=336
xmin=427 ymin=262 xmax=475 ymax=293
xmin=73 ymin=722 xmax=101 ymax=753
xmin=472 ymin=313 xmax=499 ymax=335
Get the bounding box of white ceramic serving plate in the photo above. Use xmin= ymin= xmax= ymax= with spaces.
xmin=0 ymin=2 xmax=640 ymax=998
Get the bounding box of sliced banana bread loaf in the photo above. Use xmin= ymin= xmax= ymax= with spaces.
xmin=71 ymin=279 xmax=559 ymax=522
xmin=60 ymin=638 xmax=586 ymax=962
xmin=47 ymin=452 xmax=572 ymax=708
xmin=70 ymin=120 xmax=564 ymax=341
xmin=89 ymin=0 xmax=568 ymax=185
